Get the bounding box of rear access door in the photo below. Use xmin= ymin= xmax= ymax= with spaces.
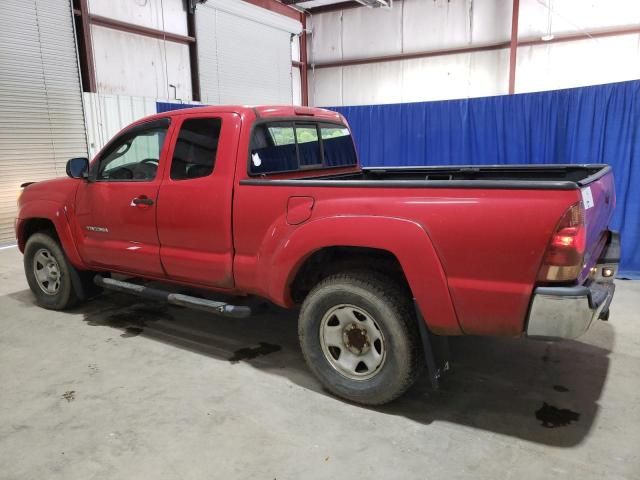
xmin=156 ymin=112 xmax=241 ymax=288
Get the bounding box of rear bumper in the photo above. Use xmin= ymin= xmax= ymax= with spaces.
xmin=526 ymin=231 xmax=620 ymax=340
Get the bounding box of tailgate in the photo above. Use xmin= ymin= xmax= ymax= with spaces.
xmin=579 ymin=167 xmax=616 ymax=282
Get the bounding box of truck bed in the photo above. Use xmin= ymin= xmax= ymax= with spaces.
xmin=243 ymin=164 xmax=610 ymax=190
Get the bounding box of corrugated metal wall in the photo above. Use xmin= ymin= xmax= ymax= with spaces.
xmin=0 ymin=0 xmax=87 ymax=244
xmin=309 ymin=0 xmax=640 ymax=106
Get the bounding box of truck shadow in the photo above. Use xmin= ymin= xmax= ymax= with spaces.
xmin=9 ymin=288 xmax=612 ymax=448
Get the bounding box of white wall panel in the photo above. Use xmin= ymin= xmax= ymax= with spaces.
xmin=343 ymin=62 xmax=404 ymax=106
xmin=401 ymin=55 xmax=471 ymax=103
xmin=516 ymin=33 xmax=640 ymax=93
xmin=519 ymin=0 xmax=640 ymax=38
xmin=310 ymin=67 xmax=343 ymax=106
xmin=292 ymin=67 xmax=302 ymax=106
xmin=467 ymin=49 xmax=510 ymax=97
xmin=309 ymin=11 xmax=343 ymax=64
xmin=470 ymin=0 xmax=512 ymax=44
xmin=403 ymin=49 xmax=509 ymax=103
xmin=92 ymin=26 xmax=192 ymax=100
xmin=402 ymin=0 xmax=471 ymax=52
xmin=88 ymin=0 xmax=188 ymax=36
xmin=292 ymin=36 xmax=301 ymax=62
xmin=342 ymin=6 xmax=402 ymax=59
xmin=83 ymin=93 xmax=157 ymax=159
xmin=309 ymin=0 xmax=640 ymax=107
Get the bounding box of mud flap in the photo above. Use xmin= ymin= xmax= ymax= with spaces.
xmin=414 ymin=302 xmax=450 ymax=389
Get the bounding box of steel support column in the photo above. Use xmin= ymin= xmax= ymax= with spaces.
xmin=508 ymin=0 xmax=520 ymax=94
xmin=300 ymin=14 xmax=309 ymax=106
xmin=77 ymin=0 xmax=96 ymax=92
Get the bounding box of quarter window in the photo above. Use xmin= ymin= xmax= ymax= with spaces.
xmin=170 ymin=118 xmax=222 ymax=180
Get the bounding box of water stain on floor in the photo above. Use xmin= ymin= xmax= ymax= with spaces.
xmin=84 ymin=304 xmax=173 ymax=339
xmin=61 ymin=391 xmax=75 ymax=402
xmin=535 ymin=402 xmax=580 ymax=428
xmin=229 ymin=342 xmax=282 ymax=363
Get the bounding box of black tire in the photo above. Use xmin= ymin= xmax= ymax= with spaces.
xmin=24 ymin=232 xmax=81 ymax=310
xmin=298 ymin=270 xmax=423 ymax=405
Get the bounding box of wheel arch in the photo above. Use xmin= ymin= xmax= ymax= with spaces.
xmin=17 ymin=201 xmax=86 ymax=269
xmin=267 ymin=215 xmax=461 ymax=335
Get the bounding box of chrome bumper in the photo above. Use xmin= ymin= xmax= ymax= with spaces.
xmin=526 ymin=231 xmax=620 ymax=340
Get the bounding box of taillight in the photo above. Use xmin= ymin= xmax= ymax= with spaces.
xmin=537 ymin=203 xmax=586 ymax=282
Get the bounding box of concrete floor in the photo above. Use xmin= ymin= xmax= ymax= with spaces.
xmin=0 ymin=246 xmax=639 ymax=480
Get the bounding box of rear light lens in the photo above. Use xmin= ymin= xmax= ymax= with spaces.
xmin=537 ymin=203 xmax=586 ymax=282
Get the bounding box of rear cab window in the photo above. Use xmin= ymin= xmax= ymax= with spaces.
xmin=249 ymin=121 xmax=357 ymax=175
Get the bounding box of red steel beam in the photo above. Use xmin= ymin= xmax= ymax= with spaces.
xmin=78 ymin=0 xmax=96 ymax=92
xmin=186 ymin=10 xmax=201 ymax=101
xmin=508 ymin=0 xmax=520 ymax=94
xmin=89 ymin=14 xmax=195 ymax=44
xmin=519 ymin=24 xmax=640 ymax=47
xmin=307 ymin=0 xmax=405 ymax=14
xmin=307 ymin=1 xmax=362 ymax=14
xmin=300 ymin=14 xmax=309 ymax=105
xmin=310 ymin=42 xmax=511 ymax=69
xmin=241 ymin=0 xmax=302 ymax=21
xmin=308 ymin=24 xmax=640 ymax=70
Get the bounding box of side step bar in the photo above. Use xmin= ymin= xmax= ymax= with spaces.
xmin=94 ymin=276 xmax=252 ymax=318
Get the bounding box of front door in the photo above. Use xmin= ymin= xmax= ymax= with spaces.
xmin=74 ymin=118 xmax=171 ymax=277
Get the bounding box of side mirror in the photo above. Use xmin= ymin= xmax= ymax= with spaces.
xmin=66 ymin=157 xmax=89 ymax=179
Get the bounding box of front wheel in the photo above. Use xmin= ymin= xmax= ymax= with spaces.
xmin=24 ymin=232 xmax=80 ymax=310
xmin=298 ymin=271 xmax=423 ymax=405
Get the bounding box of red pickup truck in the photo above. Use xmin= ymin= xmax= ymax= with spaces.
xmin=16 ymin=105 xmax=619 ymax=405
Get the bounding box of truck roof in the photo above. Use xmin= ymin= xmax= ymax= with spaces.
xmin=133 ymin=105 xmax=345 ymax=126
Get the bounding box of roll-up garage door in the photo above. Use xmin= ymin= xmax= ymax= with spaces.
xmin=0 ymin=0 xmax=88 ymax=244
xmin=196 ymin=0 xmax=302 ymax=105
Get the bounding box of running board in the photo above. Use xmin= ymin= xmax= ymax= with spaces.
xmin=94 ymin=276 xmax=252 ymax=318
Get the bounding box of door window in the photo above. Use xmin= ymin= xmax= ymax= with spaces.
xmin=170 ymin=118 xmax=222 ymax=180
xmin=96 ymin=121 xmax=169 ymax=181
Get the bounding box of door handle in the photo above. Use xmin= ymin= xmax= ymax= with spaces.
xmin=131 ymin=196 xmax=154 ymax=206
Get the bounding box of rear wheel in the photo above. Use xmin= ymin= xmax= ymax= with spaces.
xmin=24 ymin=233 xmax=81 ymax=310
xmin=298 ymin=271 xmax=423 ymax=405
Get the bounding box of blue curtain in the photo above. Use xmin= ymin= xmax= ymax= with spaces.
xmin=156 ymin=102 xmax=204 ymax=113
xmin=330 ymin=81 xmax=640 ymax=278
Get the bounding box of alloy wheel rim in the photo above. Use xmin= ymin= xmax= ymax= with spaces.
xmin=319 ymin=304 xmax=386 ymax=381
xmin=33 ymin=248 xmax=61 ymax=295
